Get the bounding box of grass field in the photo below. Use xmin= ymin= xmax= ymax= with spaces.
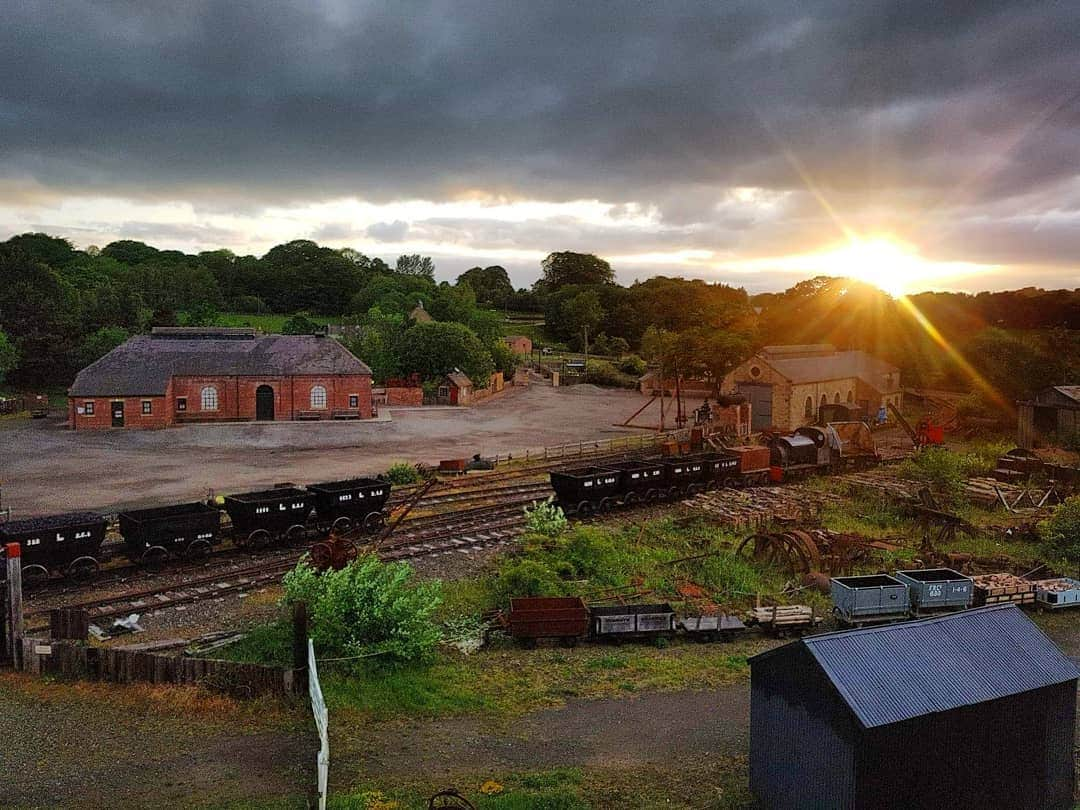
xmin=208 ymin=311 xmax=334 ymax=332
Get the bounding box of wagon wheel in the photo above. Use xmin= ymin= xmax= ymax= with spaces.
xmin=644 ymin=488 xmax=658 ymax=503
xmin=668 ymin=486 xmax=681 ymax=501
xmin=363 ymin=511 xmax=386 ymax=532
xmin=285 ymin=524 xmax=308 ymax=548
xmin=308 ymin=542 xmax=333 ymax=570
xmin=331 ymin=516 xmax=354 ymax=534
xmin=140 ymin=546 xmax=169 ymax=571
xmin=65 ymin=556 xmax=99 ymax=583
xmin=576 ymin=500 xmax=594 ymax=517
xmin=339 ymin=538 xmax=359 ymax=565
xmin=185 ymin=539 xmax=212 ymax=561
xmin=599 ymin=497 xmax=615 ymax=514
xmin=428 ymin=788 xmax=476 ymax=809
xmin=623 ymin=491 xmax=638 ymax=506
xmin=20 ymin=564 xmax=50 ymax=590
xmin=246 ymin=529 xmax=272 ymax=551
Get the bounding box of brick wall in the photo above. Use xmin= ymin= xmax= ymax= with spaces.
xmin=70 ymin=374 xmax=373 ymax=429
xmin=385 ymin=387 xmax=423 ymax=406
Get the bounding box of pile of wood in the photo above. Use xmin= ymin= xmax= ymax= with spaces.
xmin=972 ymin=572 xmax=1036 ymax=606
xmin=747 ymin=604 xmax=821 ymax=635
xmin=685 ymin=485 xmax=844 ymax=530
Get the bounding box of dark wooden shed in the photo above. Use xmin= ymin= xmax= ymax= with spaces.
xmin=1017 ymin=385 xmax=1080 ymax=449
xmin=749 ymin=605 xmax=1078 ymax=810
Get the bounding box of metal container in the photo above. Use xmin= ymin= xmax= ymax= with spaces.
xmin=548 ymin=466 xmax=621 ymax=509
xmin=223 ymin=487 xmax=313 ymax=536
xmin=680 ymin=614 xmax=747 ymax=641
xmin=306 ymin=477 xmax=391 ymax=526
xmin=688 ymin=452 xmax=741 ymax=486
xmin=0 ymin=511 xmax=107 ymax=572
xmin=726 ymin=445 xmax=771 ymax=474
xmin=770 ymin=433 xmax=819 ymax=468
xmin=1034 ymin=577 xmax=1080 ymax=609
xmin=590 ymin=602 xmax=677 ymax=638
xmin=659 ymin=457 xmax=707 ymax=494
xmin=118 ymin=501 xmax=221 ymax=559
xmin=831 ymin=574 xmax=910 ymax=624
xmin=612 ymin=460 xmax=665 ymax=498
xmin=508 ymin=597 xmax=590 ymax=643
xmin=894 ymin=568 xmax=972 ymax=613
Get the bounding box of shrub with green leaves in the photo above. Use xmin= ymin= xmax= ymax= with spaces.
xmin=383 ymin=461 xmax=422 ymax=485
xmin=524 ymin=498 xmax=568 ymax=536
xmin=283 ymin=555 xmax=443 ymax=666
xmin=1040 ymin=496 xmax=1080 ymax=568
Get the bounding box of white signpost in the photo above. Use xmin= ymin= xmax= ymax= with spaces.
xmin=308 ymin=639 xmax=329 ymax=810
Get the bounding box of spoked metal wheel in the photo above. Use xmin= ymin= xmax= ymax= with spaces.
xmin=246 ymin=529 xmax=272 ymax=551
xmin=20 ymin=564 xmax=50 ymax=590
xmin=363 ymin=512 xmax=386 ymax=532
xmin=65 ymin=556 xmax=100 ymax=583
xmin=331 ymin=516 xmax=354 ymax=535
xmin=309 ymin=542 xmax=333 ymax=570
xmin=140 ymin=546 xmax=169 ymax=571
xmin=285 ymin=524 xmax=309 ymax=548
xmin=576 ymin=500 xmax=594 ymax=517
xmin=599 ymin=497 xmax=615 ymax=514
xmin=185 ymin=539 xmax=212 ymax=560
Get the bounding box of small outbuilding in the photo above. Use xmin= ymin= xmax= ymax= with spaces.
xmin=438 ymin=370 xmax=473 ymax=406
xmin=504 ymin=335 xmax=533 ymax=355
xmin=1017 ymin=385 xmax=1080 ymax=449
xmin=749 ymin=605 xmax=1078 ymax=810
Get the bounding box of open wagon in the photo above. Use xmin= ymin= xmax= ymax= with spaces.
xmin=549 ymin=466 xmax=621 ymax=515
xmin=659 ymin=456 xmax=708 ymax=498
xmin=590 ymin=602 xmax=677 ymax=641
xmin=118 ymin=502 xmax=221 ymax=566
xmin=894 ymin=568 xmax=972 ymax=615
xmin=508 ymin=596 xmax=590 ymax=647
xmin=680 ymin=613 xmax=748 ymax=642
xmin=612 ymin=460 xmax=665 ymax=505
xmin=223 ymin=487 xmax=314 ymax=549
xmin=696 ymin=451 xmax=742 ymax=489
xmin=307 ymin=477 xmax=391 ymax=533
xmin=0 ymin=511 xmax=108 ymax=585
xmin=831 ymin=574 xmax=910 ymax=625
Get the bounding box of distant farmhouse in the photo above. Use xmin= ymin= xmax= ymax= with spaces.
xmin=504 ymin=335 xmax=533 ymax=355
xmin=723 ymin=344 xmax=901 ymax=431
xmin=1017 ymin=385 xmax=1080 ymax=449
xmin=68 ymin=327 xmax=373 ymax=429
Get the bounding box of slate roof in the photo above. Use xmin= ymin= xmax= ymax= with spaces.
xmin=761 ymin=349 xmax=899 ymax=391
xmin=755 ymin=605 xmax=1079 ymax=729
xmin=1054 ymin=386 xmax=1080 ymax=403
xmin=69 ymin=334 xmax=371 ymax=397
xmin=446 ymin=371 xmax=473 ymax=389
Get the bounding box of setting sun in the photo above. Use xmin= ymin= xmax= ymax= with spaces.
xmin=813 ymin=237 xmax=938 ymax=297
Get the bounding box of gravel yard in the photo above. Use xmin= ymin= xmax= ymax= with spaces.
xmin=0 ymin=385 xmax=649 ymax=516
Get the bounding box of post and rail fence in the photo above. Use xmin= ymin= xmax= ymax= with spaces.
xmin=488 ymin=429 xmax=689 ymax=468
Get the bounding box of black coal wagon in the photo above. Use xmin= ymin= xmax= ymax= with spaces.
xmin=0 ymin=512 xmax=108 ymax=585
xmin=118 ymin=502 xmax=222 ymax=566
xmin=659 ymin=456 xmax=708 ymax=498
xmin=612 ymin=460 xmax=666 ymax=504
xmin=549 ymin=466 xmax=621 ymax=515
xmin=307 ymin=477 xmax=391 ymax=533
xmin=693 ymin=452 xmax=742 ymax=489
xmin=223 ymin=487 xmax=314 ymax=549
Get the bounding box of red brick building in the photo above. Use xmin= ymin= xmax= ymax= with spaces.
xmin=68 ymin=328 xmax=373 ymax=430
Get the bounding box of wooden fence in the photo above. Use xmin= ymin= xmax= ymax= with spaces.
xmin=489 ymin=429 xmax=687 ymax=467
xmin=19 ymin=637 xmax=299 ymax=699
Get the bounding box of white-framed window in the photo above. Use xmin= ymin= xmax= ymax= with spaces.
xmin=310 ymin=385 xmax=327 ymax=409
xmin=348 ymin=394 xmax=359 ymax=408
xmin=177 ymin=397 xmax=187 ymax=412
xmin=201 ymin=386 xmax=218 ymax=411
xmin=141 ymin=400 xmax=152 ymax=415
xmin=84 ymin=401 xmax=95 ymax=415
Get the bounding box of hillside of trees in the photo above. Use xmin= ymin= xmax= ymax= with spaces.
xmin=0 ymin=234 xmax=1077 ymax=415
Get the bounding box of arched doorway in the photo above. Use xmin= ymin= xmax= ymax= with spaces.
xmin=256 ymin=385 xmax=275 ymax=421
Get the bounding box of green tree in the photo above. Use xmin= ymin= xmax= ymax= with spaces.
xmin=342 ymin=307 xmax=404 ymax=382
xmin=395 ymin=254 xmax=435 ymax=278
xmin=281 ymin=313 xmax=320 ymax=334
xmin=396 ymin=321 xmax=494 ymax=387
xmin=262 ymin=240 xmax=364 ymax=314
xmin=5 ymin=233 xmax=78 ymax=267
xmin=536 ymin=251 xmax=614 ymax=293
xmin=74 ymin=326 xmax=128 ymax=369
xmin=0 ymin=331 xmax=19 ymax=383
xmin=457 ymin=265 xmax=514 ymax=307
xmin=101 ymin=239 xmax=160 ymax=265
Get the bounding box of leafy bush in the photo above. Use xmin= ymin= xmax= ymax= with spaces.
xmin=583 ymin=359 xmax=637 ymax=388
xmin=524 ymin=498 xmax=568 ymax=536
xmin=282 ymin=312 xmax=320 ymax=334
xmin=899 ymin=444 xmax=1007 ymax=506
xmin=283 ymin=556 xmax=443 ymax=666
xmin=496 ymin=559 xmax=566 ymax=599
xmin=1040 ymin=496 xmax=1080 ymax=568
xmin=383 ymin=461 xmax=422 ymax=485
xmin=618 ymin=354 xmax=647 ymax=376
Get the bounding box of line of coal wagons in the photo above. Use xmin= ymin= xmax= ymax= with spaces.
xmin=0 ymin=477 xmax=392 ymax=587
xmin=549 ymin=422 xmax=879 ymax=515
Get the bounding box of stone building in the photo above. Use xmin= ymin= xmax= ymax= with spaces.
xmin=723 ymin=344 xmax=901 ymax=431
xmin=68 ymin=327 xmax=373 ymax=429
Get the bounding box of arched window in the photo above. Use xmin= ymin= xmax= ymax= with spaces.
xmin=819 ymin=394 xmax=827 ymax=414
xmin=834 ymin=392 xmax=841 ymax=404
xmin=804 ymin=397 xmax=813 ymax=418
xmin=847 ymin=390 xmax=854 ymax=403
xmin=201 ymin=386 xmax=218 ymax=411
xmin=310 ymin=385 xmax=327 ymax=409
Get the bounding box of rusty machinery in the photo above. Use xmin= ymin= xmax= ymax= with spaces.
xmin=736 ymin=528 xmax=905 ymax=578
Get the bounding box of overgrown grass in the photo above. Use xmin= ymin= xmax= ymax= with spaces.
xmin=202 ymin=311 xmax=333 ymax=333
xmin=330 ymin=769 xmax=590 ymax=810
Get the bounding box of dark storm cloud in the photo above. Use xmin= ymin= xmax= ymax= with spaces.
xmin=1 ymin=1 xmax=1079 ymax=276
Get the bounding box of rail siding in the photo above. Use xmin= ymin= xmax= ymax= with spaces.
xmin=18 ymin=637 xmax=298 ymax=698
xmin=490 ymin=430 xmax=688 ymax=467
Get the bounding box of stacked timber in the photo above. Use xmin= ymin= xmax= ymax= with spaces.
xmin=747 ymin=605 xmax=820 ymax=635
xmin=971 ymin=573 xmax=1036 ymax=607
xmin=685 ymin=486 xmax=843 ymax=531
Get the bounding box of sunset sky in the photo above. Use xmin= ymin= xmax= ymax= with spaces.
xmin=2 ymin=2 xmax=1078 ymax=293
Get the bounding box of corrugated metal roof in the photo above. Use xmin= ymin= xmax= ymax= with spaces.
xmin=801 ymin=606 xmax=1079 ymax=728
xmin=69 ymin=334 xmax=371 ymax=396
